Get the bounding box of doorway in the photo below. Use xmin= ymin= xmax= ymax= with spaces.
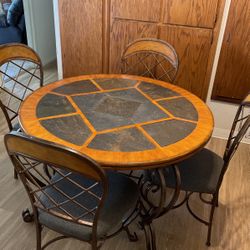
xmin=23 ymin=0 xmax=57 ymax=66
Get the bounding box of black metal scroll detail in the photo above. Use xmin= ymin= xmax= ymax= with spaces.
xmin=139 ymin=165 xmax=181 ymax=250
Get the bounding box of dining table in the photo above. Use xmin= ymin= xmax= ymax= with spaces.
xmin=19 ymin=74 xmax=214 ymax=249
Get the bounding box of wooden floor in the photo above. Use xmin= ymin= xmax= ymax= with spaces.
xmin=0 ymin=66 xmax=249 ymax=249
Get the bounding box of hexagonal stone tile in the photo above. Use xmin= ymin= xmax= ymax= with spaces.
xmin=36 ymin=94 xmax=76 ymax=118
xmin=40 ymin=115 xmax=91 ymax=146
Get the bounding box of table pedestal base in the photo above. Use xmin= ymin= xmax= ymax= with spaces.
xmin=139 ymin=165 xmax=181 ymax=250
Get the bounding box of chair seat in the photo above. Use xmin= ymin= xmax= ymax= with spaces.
xmin=38 ymin=171 xmax=139 ymax=241
xmin=145 ymin=148 xmax=224 ymax=194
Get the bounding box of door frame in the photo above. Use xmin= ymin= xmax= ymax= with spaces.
xmin=53 ymin=0 xmax=63 ymax=79
xmin=23 ymin=0 xmax=57 ymax=66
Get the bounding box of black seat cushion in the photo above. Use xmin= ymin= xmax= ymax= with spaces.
xmin=145 ymin=148 xmax=224 ymax=194
xmin=38 ymin=171 xmax=139 ymax=241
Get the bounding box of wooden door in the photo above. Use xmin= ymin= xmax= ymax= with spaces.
xmin=212 ymin=0 xmax=250 ymax=103
xmin=109 ymin=21 xmax=158 ymax=73
xmin=109 ymin=0 xmax=159 ymax=73
xmin=111 ymin=0 xmax=161 ymax=22
xmin=160 ymin=26 xmax=213 ymax=98
xmin=109 ymin=0 xmax=220 ymax=100
xmin=163 ymin=0 xmax=219 ymax=28
xmin=58 ymin=0 xmax=103 ymax=77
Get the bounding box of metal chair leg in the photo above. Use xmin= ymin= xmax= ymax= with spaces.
xmin=14 ymin=169 xmax=18 ymax=179
xmin=22 ymin=208 xmax=34 ymax=223
xmin=149 ymin=223 xmax=156 ymax=250
xmin=206 ymin=195 xmax=217 ymax=246
xmin=36 ymin=223 xmax=42 ymax=250
xmin=142 ymin=223 xmax=156 ymax=250
xmin=215 ymin=194 xmax=219 ymax=207
xmin=91 ymin=241 xmax=99 ymax=250
xmin=143 ymin=224 xmax=151 ymax=250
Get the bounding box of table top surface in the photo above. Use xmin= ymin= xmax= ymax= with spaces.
xmin=19 ymin=74 xmax=214 ymax=170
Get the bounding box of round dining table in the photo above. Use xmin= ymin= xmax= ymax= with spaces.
xmin=19 ymin=74 xmax=214 ymax=249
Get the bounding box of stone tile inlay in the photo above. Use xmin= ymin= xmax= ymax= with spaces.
xmin=94 ymin=78 xmax=137 ymax=90
xmin=88 ymin=127 xmax=155 ymax=152
xmin=36 ymin=94 xmax=76 ymax=118
xmin=95 ymin=96 xmax=141 ymax=118
xmin=72 ymin=88 xmax=168 ymax=131
xmin=158 ymin=97 xmax=198 ymax=121
xmin=142 ymin=119 xmax=196 ymax=147
xmin=53 ymin=80 xmax=99 ymax=95
xmin=138 ymin=81 xmax=180 ymax=99
xmin=34 ymin=77 xmax=202 ymax=153
xmin=40 ymin=115 xmax=91 ymax=146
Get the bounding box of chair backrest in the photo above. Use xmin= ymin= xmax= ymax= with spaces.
xmin=4 ymin=131 xmax=108 ymax=234
xmin=0 ymin=43 xmax=43 ymax=131
xmin=223 ymin=93 xmax=250 ymax=166
xmin=121 ymin=38 xmax=179 ymax=83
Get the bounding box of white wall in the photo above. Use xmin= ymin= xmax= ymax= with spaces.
xmin=23 ymin=0 xmax=56 ymax=65
xmin=53 ymin=0 xmax=63 ymax=79
xmin=206 ymin=0 xmax=250 ymax=143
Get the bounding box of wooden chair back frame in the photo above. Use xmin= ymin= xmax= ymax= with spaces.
xmin=121 ymin=38 xmax=179 ymax=83
xmin=0 ymin=43 xmax=44 ymax=131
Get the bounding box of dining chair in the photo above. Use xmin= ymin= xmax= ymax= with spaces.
xmin=0 ymin=43 xmax=43 ymax=178
xmin=144 ymin=93 xmax=250 ymax=246
xmin=121 ymin=38 xmax=179 ymax=83
xmin=5 ymin=131 xmax=140 ymax=250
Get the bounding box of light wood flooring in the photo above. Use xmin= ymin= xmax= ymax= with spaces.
xmin=0 ymin=66 xmax=249 ymax=250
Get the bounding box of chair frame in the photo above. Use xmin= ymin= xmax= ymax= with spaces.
xmin=5 ymin=132 xmax=139 ymax=249
xmin=121 ymin=38 xmax=179 ymax=83
xmin=171 ymin=94 xmax=250 ymax=246
xmin=0 ymin=43 xmax=44 ymax=131
xmin=0 ymin=43 xmax=43 ymax=179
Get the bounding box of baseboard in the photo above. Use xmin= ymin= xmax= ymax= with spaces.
xmin=212 ymin=127 xmax=250 ymax=144
xmin=43 ymin=59 xmax=57 ymax=69
xmin=212 ymin=127 xmax=230 ymax=140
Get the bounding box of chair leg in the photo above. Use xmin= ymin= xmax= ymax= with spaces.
xmin=215 ymin=194 xmax=219 ymax=207
xmin=142 ymin=223 xmax=156 ymax=250
xmin=91 ymin=241 xmax=99 ymax=250
xmin=124 ymin=226 xmax=138 ymax=242
xmin=206 ymin=195 xmax=218 ymax=246
xmin=14 ymin=169 xmax=18 ymax=179
xmin=36 ymin=223 xmax=42 ymax=250
xmin=22 ymin=208 xmax=34 ymax=223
